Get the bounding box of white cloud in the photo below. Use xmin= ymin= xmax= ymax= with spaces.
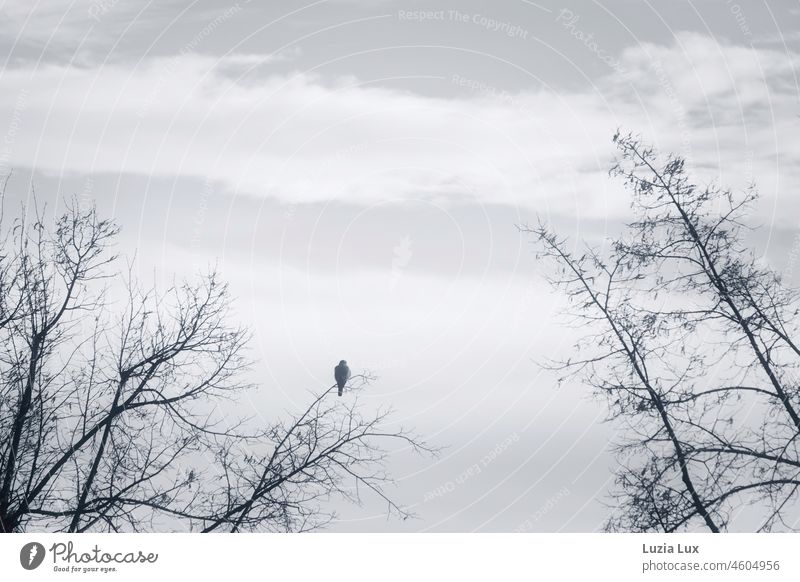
xmin=3 ymin=23 xmax=799 ymax=532
xmin=0 ymin=32 xmax=798 ymax=222
xmin=0 ymin=1 xmax=170 ymax=55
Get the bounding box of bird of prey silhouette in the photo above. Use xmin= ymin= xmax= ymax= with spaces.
xmin=335 ymin=360 xmax=350 ymax=396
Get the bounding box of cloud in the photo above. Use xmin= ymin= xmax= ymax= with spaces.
xmin=0 ymin=32 xmax=797 ymax=222
xmin=3 ymin=21 xmax=798 ymax=532
xmin=0 ymin=1 xmax=170 ymax=60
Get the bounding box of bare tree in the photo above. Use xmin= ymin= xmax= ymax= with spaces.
xmin=525 ymin=132 xmax=800 ymax=532
xmin=0 ymin=190 xmax=432 ymax=533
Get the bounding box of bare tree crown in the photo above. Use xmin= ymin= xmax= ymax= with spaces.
xmin=526 ymin=132 xmax=800 ymax=532
xmin=0 ymin=192 xmax=431 ymax=533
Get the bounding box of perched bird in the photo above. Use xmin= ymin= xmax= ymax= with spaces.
xmin=334 ymin=360 xmax=350 ymax=396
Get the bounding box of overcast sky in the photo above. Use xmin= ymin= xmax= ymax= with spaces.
xmin=1 ymin=0 xmax=799 ymax=531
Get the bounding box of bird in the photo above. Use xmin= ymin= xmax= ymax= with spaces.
xmin=334 ymin=360 xmax=350 ymax=396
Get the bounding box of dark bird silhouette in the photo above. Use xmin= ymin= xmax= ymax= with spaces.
xmin=334 ymin=360 xmax=350 ymax=396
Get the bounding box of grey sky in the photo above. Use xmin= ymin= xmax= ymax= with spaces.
xmin=1 ymin=0 xmax=799 ymax=531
